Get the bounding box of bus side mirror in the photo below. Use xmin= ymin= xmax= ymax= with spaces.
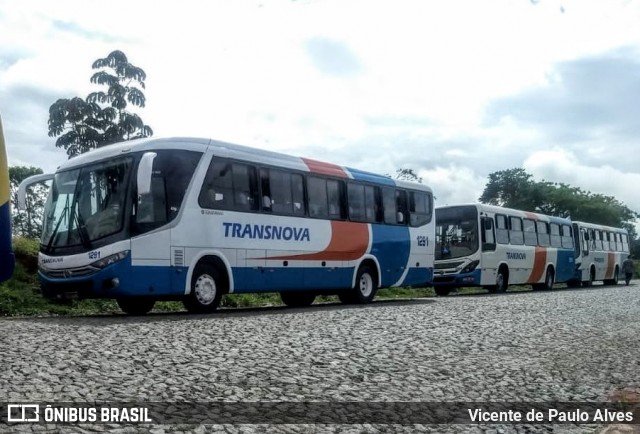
xmin=17 ymin=173 xmax=54 ymax=210
xmin=137 ymin=152 xmax=157 ymax=195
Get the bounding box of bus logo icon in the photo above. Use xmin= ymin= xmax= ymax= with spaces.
xmin=7 ymin=404 xmax=39 ymax=422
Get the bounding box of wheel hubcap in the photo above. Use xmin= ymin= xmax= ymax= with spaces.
xmin=195 ymin=274 xmax=216 ymax=305
xmin=359 ymin=273 xmax=373 ymax=297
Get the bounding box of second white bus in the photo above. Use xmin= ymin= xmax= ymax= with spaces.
xmin=433 ymin=204 xmax=576 ymax=295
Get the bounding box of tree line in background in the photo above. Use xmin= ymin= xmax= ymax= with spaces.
xmin=9 ymin=50 xmax=639 ymax=258
xmin=479 ymin=168 xmax=639 ymax=242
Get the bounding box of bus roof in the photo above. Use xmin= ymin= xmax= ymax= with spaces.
xmin=572 ymin=221 xmax=629 ymax=234
xmin=436 ymin=203 xmax=572 ymax=225
xmin=55 ymin=137 xmax=432 ymax=192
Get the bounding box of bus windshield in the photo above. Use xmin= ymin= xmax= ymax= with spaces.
xmin=435 ymin=205 xmax=479 ymax=260
xmin=42 ymin=157 xmax=133 ymax=251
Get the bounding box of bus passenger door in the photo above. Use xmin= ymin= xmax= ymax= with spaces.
xmin=130 ymin=176 xmax=172 ymax=295
xmin=580 ymin=228 xmax=590 ymax=280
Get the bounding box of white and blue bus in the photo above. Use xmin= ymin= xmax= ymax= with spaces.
xmin=570 ymin=221 xmax=629 ymax=286
xmin=433 ymin=204 xmax=575 ymax=295
xmin=19 ymin=137 xmax=434 ymax=314
xmin=0 ymin=115 xmax=14 ymax=282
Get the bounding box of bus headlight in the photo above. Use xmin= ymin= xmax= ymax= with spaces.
xmin=460 ymin=260 xmax=479 ymax=274
xmin=92 ymin=250 xmax=130 ymax=269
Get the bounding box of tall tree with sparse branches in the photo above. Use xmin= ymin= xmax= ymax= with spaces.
xmin=48 ymin=50 xmax=153 ymax=158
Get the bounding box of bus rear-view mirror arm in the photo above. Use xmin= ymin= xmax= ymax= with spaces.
xmin=17 ymin=173 xmax=54 ymax=210
xmin=137 ymin=152 xmax=157 ymax=195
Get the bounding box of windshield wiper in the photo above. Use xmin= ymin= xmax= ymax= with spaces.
xmin=74 ymin=209 xmax=92 ymax=249
xmin=44 ymin=199 xmax=69 ymax=254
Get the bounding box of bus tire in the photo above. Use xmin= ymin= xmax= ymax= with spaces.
xmin=534 ymin=267 xmax=554 ymax=291
xmin=566 ymin=280 xmax=581 ymax=288
xmin=583 ymin=267 xmax=595 ymax=287
xmin=435 ymin=287 xmax=451 ymax=296
xmin=340 ymin=265 xmax=378 ymax=304
xmin=494 ymin=267 xmax=508 ymax=293
xmin=184 ymin=263 xmax=223 ymax=313
xmin=117 ymin=297 xmax=155 ymax=315
xmin=280 ymin=291 xmax=316 ymax=307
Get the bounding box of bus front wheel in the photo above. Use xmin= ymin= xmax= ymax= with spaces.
xmin=435 ymin=287 xmax=451 ymax=296
xmin=184 ymin=264 xmax=223 ymax=313
xmin=117 ymin=297 xmax=155 ymax=315
xmin=494 ymin=268 xmax=508 ymax=293
xmin=533 ymin=267 xmax=554 ymax=291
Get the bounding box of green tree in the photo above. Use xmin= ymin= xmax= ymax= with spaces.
xmin=48 ymin=50 xmax=153 ymax=158
xmin=479 ymin=168 xmax=639 ymax=239
xmin=478 ymin=168 xmax=540 ymax=211
xmin=9 ymin=166 xmax=48 ymax=239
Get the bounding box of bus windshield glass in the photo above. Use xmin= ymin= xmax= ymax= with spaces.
xmin=42 ymin=157 xmax=133 ymax=250
xmin=435 ymin=205 xmax=479 ymax=260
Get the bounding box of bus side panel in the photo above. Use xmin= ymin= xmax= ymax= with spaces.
xmin=555 ymin=249 xmax=576 ymax=283
xmin=370 ymin=224 xmax=410 ymax=288
xmin=130 ymin=229 xmax=172 ymax=294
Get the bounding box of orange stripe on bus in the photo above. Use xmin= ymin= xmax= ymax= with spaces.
xmin=605 ymin=252 xmax=615 ymax=279
xmin=527 ymin=247 xmax=547 ymax=283
xmin=261 ymin=221 xmax=369 ymax=262
xmin=301 ymin=158 xmax=349 ymax=178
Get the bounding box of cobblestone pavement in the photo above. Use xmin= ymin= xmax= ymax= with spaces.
xmin=1 ymin=283 xmax=639 ymax=433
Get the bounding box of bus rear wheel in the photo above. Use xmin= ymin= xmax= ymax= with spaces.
xmin=492 ymin=268 xmax=508 ymax=293
xmin=280 ymin=291 xmax=316 ymax=307
xmin=184 ymin=264 xmax=223 ymax=313
xmin=339 ymin=265 xmax=378 ymax=304
xmin=583 ymin=268 xmax=595 ymax=287
xmin=117 ymin=297 xmax=155 ymax=315
xmin=533 ymin=267 xmax=554 ymax=291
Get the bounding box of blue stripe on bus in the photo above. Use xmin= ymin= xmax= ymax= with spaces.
xmin=370 ymin=224 xmax=411 ymax=287
xmin=347 ymin=168 xmax=397 ymax=186
xmin=0 ymin=201 xmax=14 ymax=282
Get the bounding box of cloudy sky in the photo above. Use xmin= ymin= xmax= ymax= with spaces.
xmin=1 ymin=0 xmax=640 ymax=217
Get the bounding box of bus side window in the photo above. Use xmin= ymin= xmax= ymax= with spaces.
xmin=536 ymin=221 xmax=550 ymax=247
xmin=327 ymin=179 xmax=345 ymax=220
xmin=395 ymin=190 xmax=408 ymax=225
xmin=495 ymin=214 xmax=509 ymax=244
xmin=307 ymin=176 xmax=328 ymax=218
xmin=409 ymin=191 xmax=430 ymax=227
xmin=382 ymin=187 xmax=396 ymax=224
xmin=523 ymin=219 xmax=537 ymax=246
xmin=347 ymin=182 xmax=365 ymax=221
xmin=550 ymin=223 xmax=561 ymax=248
xmin=509 ymin=216 xmax=524 ymax=245
xmin=561 ymin=224 xmax=573 ymax=249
